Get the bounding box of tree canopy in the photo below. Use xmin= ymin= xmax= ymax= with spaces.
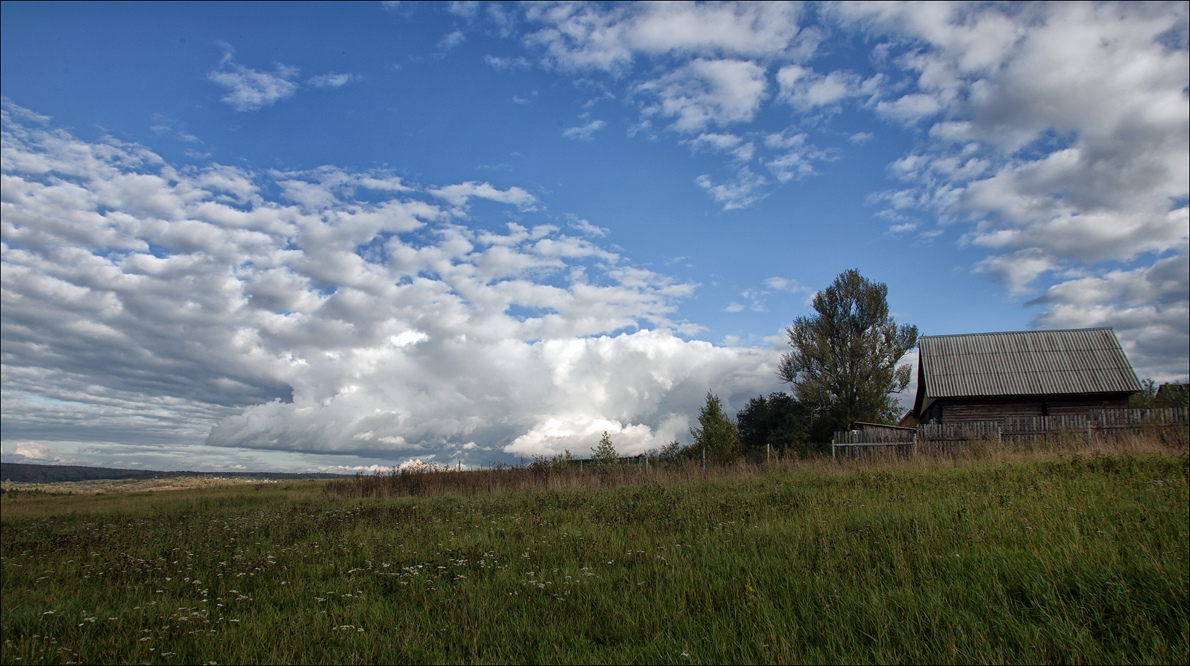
xmin=779 ymin=269 xmax=917 ymax=439
xmin=736 ymin=392 xmax=816 ymax=457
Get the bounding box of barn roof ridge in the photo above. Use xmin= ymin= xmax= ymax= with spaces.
xmin=918 ymin=326 xmax=1114 ymax=340
xmin=913 ymin=327 xmax=1141 ymax=415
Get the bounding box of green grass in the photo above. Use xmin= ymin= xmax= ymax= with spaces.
xmin=2 ymin=443 xmax=1187 ymax=664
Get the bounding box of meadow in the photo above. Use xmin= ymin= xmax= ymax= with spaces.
xmin=2 ymin=435 xmax=1187 ymax=665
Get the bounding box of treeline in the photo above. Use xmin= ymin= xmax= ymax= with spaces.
xmin=573 ymin=390 xmax=829 ymax=470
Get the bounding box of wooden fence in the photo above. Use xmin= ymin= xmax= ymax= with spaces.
xmin=833 ymin=407 xmax=1188 ymax=458
xmin=832 ymin=427 xmax=917 ymax=459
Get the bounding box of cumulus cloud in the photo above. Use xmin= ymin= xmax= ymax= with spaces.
xmin=569 ymin=216 xmax=608 ymax=238
xmin=687 ymin=133 xmax=755 ymax=162
xmin=1 ymin=105 xmax=784 ymax=466
xmin=504 ymin=3 xmax=821 ymax=209
xmin=208 ymin=57 xmax=300 ymax=111
xmin=487 ymin=2 xmax=1187 ymax=377
xmin=210 ymin=330 xmax=778 ymax=459
xmin=847 ymin=2 xmax=1188 ymax=379
xmin=428 ymin=181 xmax=537 ymax=211
xmin=524 ymin=1 xmax=810 ymax=72
xmin=639 ymin=58 xmax=768 ymax=132
xmin=3 ymin=441 xmax=61 ymax=463
xmin=208 ymin=52 xmax=358 ymax=111
xmin=776 ymin=64 xmax=875 ymax=111
xmin=694 ymin=167 xmax=767 ymax=211
xmin=1029 ymin=251 xmax=1190 ymax=383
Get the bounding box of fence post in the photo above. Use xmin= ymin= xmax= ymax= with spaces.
xmin=766 ymin=442 xmax=770 ymax=464
xmin=702 ymin=447 xmax=706 ymax=470
xmin=831 ymin=437 xmax=836 ymax=461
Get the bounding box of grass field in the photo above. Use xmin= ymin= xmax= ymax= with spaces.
xmin=2 ymin=435 xmax=1187 ymax=664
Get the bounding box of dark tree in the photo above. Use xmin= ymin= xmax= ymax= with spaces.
xmin=736 ymin=392 xmax=816 ymax=457
xmin=656 ymin=440 xmax=683 ymax=462
xmin=779 ymin=269 xmax=917 ymax=439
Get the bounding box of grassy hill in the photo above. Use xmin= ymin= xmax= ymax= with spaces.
xmin=2 ymin=435 xmax=1186 ymax=664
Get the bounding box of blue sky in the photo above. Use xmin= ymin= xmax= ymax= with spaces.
xmin=2 ymin=2 xmax=1187 ymax=472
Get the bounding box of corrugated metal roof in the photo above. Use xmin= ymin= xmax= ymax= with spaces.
xmin=918 ymin=328 xmax=1141 ymax=399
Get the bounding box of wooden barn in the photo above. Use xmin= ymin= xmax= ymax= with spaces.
xmin=912 ymin=328 xmax=1142 ymax=425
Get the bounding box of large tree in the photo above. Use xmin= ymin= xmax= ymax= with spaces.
xmin=779 ymin=269 xmax=917 ymax=439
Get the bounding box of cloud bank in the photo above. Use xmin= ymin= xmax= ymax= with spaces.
xmin=1 ymin=103 xmax=783 ymax=466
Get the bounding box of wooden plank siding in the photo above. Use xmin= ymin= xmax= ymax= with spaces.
xmin=921 ymin=394 xmax=1132 ymax=424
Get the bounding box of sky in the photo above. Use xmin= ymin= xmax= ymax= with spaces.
xmin=2 ymin=1 xmax=1187 ymax=473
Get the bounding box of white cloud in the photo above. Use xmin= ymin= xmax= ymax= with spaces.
xmin=687 ymin=133 xmax=754 ymax=162
xmin=694 ymin=167 xmax=767 ymax=210
xmin=524 ymin=2 xmax=810 ymax=72
xmin=1 ymin=106 xmax=785 ymax=466
xmin=562 ymin=119 xmax=606 ymax=141
xmin=776 ymin=64 xmax=873 ymax=110
xmin=972 ymin=248 xmax=1062 ymax=296
xmin=208 ymin=57 xmax=300 ymax=111
xmin=208 ymin=53 xmax=359 ymax=110
xmin=841 ymin=2 xmax=1188 ymax=379
xmin=6 ymin=441 xmax=59 ymax=462
xmin=569 ymin=216 xmax=608 ymax=238
xmin=762 ymin=277 xmax=805 ymax=293
xmin=428 ymin=181 xmax=538 ymax=211
xmin=639 ymin=58 xmax=768 ymax=132
xmin=875 ymin=93 xmax=944 ymax=124
xmin=307 ymin=73 xmax=358 ymax=88
xmin=485 ymin=55 xmax=531 ymax=71
xmin=437 ymin=30 xmax=466 ymax=55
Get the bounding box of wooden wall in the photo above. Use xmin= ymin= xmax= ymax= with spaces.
xmin=923 ymin=394 xmax=1131 ymax=424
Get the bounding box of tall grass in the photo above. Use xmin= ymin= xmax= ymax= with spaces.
xmin=325 ymin=429 xmax=1187 ymax=499
xmin=2 ymin=434 xmax=1186 ymax=664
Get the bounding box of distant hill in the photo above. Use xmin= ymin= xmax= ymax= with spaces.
xmin=1 ymin=462 xmax=350 ymax=484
